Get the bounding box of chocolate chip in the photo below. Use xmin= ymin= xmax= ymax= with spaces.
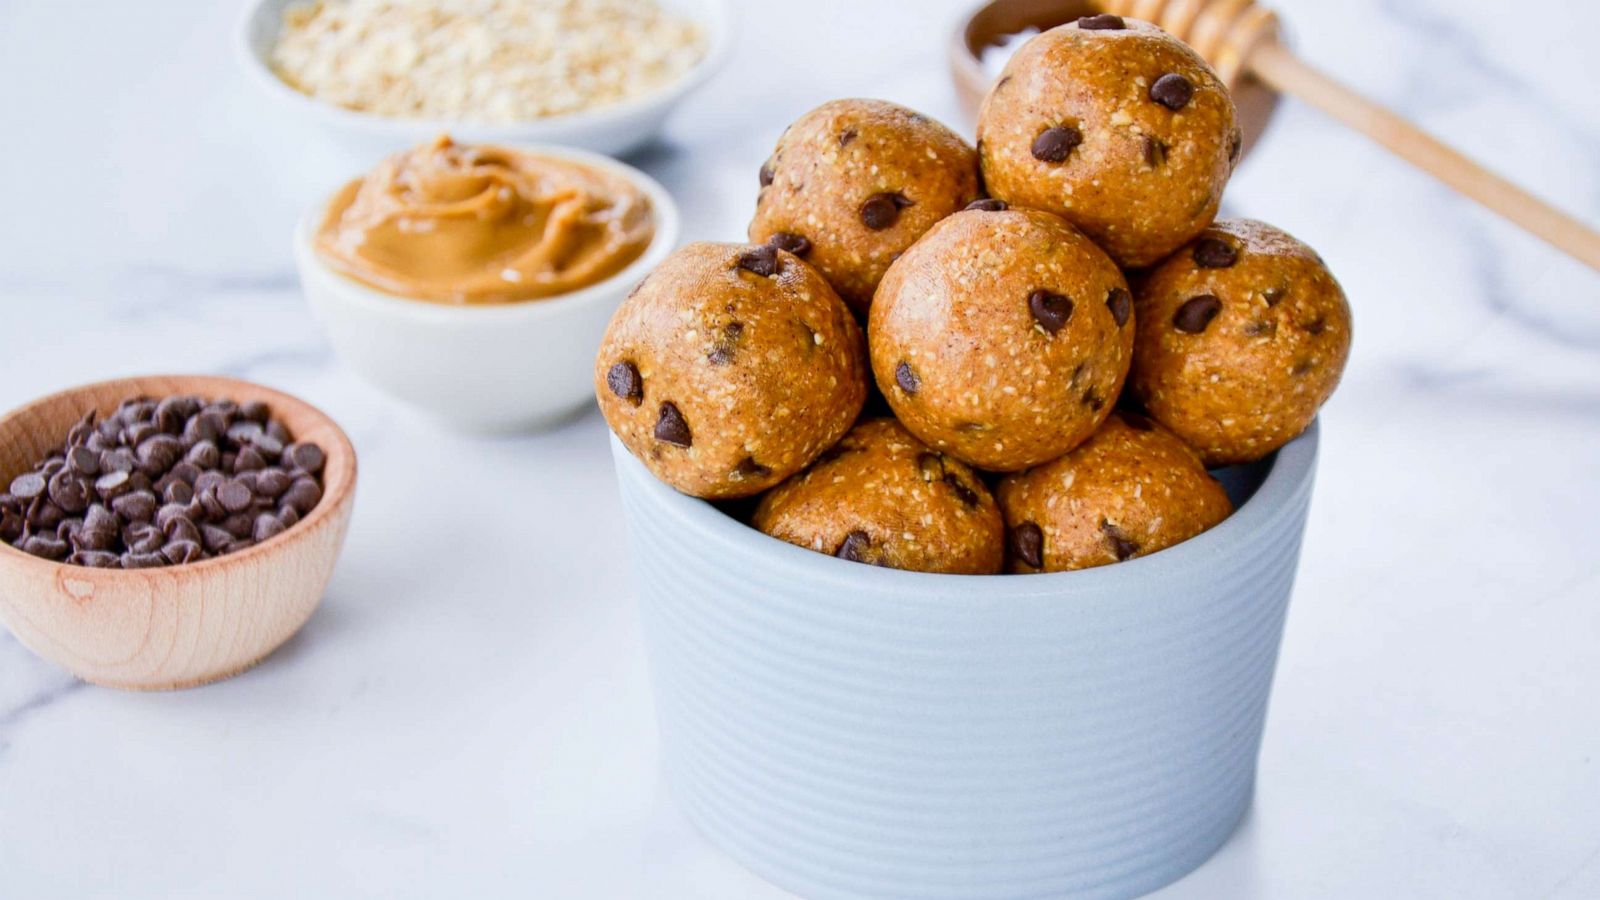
xmin=758 ymin=162 xmax=774 ymax=187
xmin=732 ymin=456 xmax=771 ymax=480
xmin=67 ymin=445 xmax=100 ymax=476
xmin=1100 ymin=520 xmax=1140 ymax=561
xmin=944 ymin=474 xmax=979 ymax=507
xmin=256 ymin=468 xmax=291 ymax=498
xmin=838 ymin=128 xmax=857 ymax=147
xmin=1173 ymin=295 xmax=1222 ymax=334
xmin=1150 ymin=73 xmax=1194 ymax=110
xmin=283 ymin=478 xmax=322 ymax=516
xmin=1244 ymin=320 xmax=1277 ymax=337
xmin=964 ymin=198 xmax=1007 ymax=212
xmin=606 ymin=362 xmax=643 ymax=405
xmin=1262 ymin=287 xmax=1287 ymax=306
xmin=1192 ymin=237 xmax=1238 ymax=268
xmin=835 ymin=530 xmax=872 ymax=563
xmin=9 ymin=472 xmax=45 ymax=501
xmin=1120 ymin=410 xmax=1155 ymax=431
xmin=859 ymin=192 xmax=912 ymax=230
xmin=1028 ymin=289 xmax=1074 ymax=334
xmin=21 ymin=533 xmax=68 ymax=561
xmin=253 ymin=513 xmax=286 ymax=543
xmin=124 ymin=522 xmax=164 ymax=555
xmin=217 ymin=480 xmax=253 ymax=513
xmin=1303 ymin=317 xmax=1328 ymax=335
xmin=1106 ymin=288 xmax=1132 ymax=327
xmin=1031 ymin=125 xmax=1082 ymax=163
xmin=916 ymin=452 xmax=944 ymax=482
xmin=1291 ymin=359 xmax=1316 ymax=377
xmin=894 ymin=362 xmax=920 ymax=395
xmin=708 ymin=322 xmax=744 ymax=365
xmin=200 ymin=524 xmax=233 ymax=553
xmin=164 ymin=515 xmax=201 ymax=547
xmin=1142 ymin=135 xmax=1168 ymax=167
xmin=233 ymin=445 xmax=267 ymax=473
xmin=1010 ymin=522 xmax=1043 ymax=569
xmin=47 ymin=470 xmax=90 ymax=514
xmin=137 ymin=434 xmax=183 ymax=475
xmin=654 ymin=403 xmax=692 ymax=447
xmin=1077 ymin=13 xmax=1125 ymax=29
xmin=285 ymin=442 xmax=325 ymax=474
xmin=161 ymin=540 xmax=203 ymax=565
xmin=768 ymin=232 xmax=811 ymax=257
xmin=1082 ymin=391 xmax=1105 ymax=411
xmin=93 ymin=469 xmax=132 ymax=499
xmin=1229 ymin=129 xmax=1243 ymax=163
xmin=736 ymin=244 xmax=780 ymax=278
xmin=121 ymin=551 xmax=166 ymax=569
xmin=70 ymin=550 xmax=120 ymax=568
xmin=111 ymin=490 xmax=157 ymax=523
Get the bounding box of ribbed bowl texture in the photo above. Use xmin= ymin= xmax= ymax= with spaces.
xmin=611 ymin=422 xmax=1319 ymax=900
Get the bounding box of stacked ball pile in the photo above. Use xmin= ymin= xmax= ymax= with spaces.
xmin=596 ymin=16 xmax=1350 ymax=574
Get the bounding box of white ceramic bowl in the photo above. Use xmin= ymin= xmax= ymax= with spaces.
xmin=612 ymin=423 xmax=1320 ymax=899
xmin=237 ymin=0 xmax=732 ymax=158
xmin=294 ymin=146 xmax=679 ymax=432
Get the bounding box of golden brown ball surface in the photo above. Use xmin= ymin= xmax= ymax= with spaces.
xmin=595 ymin=241 xmax=868 ymax=499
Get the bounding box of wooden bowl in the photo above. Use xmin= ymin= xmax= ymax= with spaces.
xmin=950 ymin=0 xmax=1281 ymax=162
xmin=0 ymin=375 xmax=357 ymax=690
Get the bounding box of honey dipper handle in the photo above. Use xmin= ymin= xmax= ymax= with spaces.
xmin=1248 ymin=41 xmax=1600 ymax=271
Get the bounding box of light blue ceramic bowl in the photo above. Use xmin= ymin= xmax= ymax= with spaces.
xmin=611 ymin=422 xmax=1319 ymax=900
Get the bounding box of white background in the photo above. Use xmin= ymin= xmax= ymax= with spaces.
xmin=2 ymin=0 xmax=1599 ymax=897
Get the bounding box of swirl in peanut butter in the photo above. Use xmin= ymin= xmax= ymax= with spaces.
xmin=316 ymin=136 xmax=654 ymax=304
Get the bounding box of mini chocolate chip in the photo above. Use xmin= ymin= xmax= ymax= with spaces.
xmin=1028 ymin=289 xmax=1074 ymax=334
xmin=1100 ymin=520 xmax=1140 ymax=561
xmin=768 ymin=232 xmax=811 ymax=256
xmin=27 ymin=499 xmax=64 ymax=532
xmin=255 ymin=468 xmax=291 ymax=499
xmin=838 ymin=128 xmax=857 ymax=147
xmin=277 ymin=505 xmax=300 ymax=529
xmin=234 ymin=446 xmax=267 ymax=473
xmin=835 ymin=530 xmax=872 ymax=563
xmin=737 ymin=244 xmax=780 ymax=277
xmin=916 ymin=452 xmax=944 ymax=482
xmin=286 ymin=442 xmax=325 ymax=474
xmin=218 ymin=480 xmax=253 ymax=513
xmin=1142 ymin=135 xmax=1168 ymax=167
xmin=67 ymin=445 xmax=100 ymax=476
xmin=137 ymin=434 xmax=183 ymax=475
xmin=1303 ymin=317 xmax=1328 ymax=335
xmin=125 ymin=522 xmax=164 ymax=554
xmin=1077 ymin=13 xmax=1125 ymax=29
xmin=283 ymin=478 xmax=322 ymax=515
xmin=1229 ymin=129 xmax=1243 ymax=163
xmin=707 ymin=322 xmax=745 ymax=366
xmin=606 ymin=362 xmax=643 ymax=405
xmin=758 ymin=162 xmax=774 ymax=187
xmin=732 ymin=456 xmax=771 ymax=480
xmin=859 ymin=192 xmax=912 ymax=230
xmin=252 ymin=433 xmax=285 ymax=458
xmin=201 ymin=524 xmax=233 ymax=553
xmin=161 ymin=540 xmax=203 ymax=565
xmin=1150 ymin=73 xmax=1194 ymax=110
xmin=1173 ymin=295 xmax=1223 ymax=334
xmin=1193 ymin=237 xmax=1238 ymax=268
xmin=9 ymin=472 xmax=45 ymax=500
xmin=1291 ymin=359 xmax=1316 ymax=377
xmin=1031 ymin=125 xmax=1082 ymax=163
xmin=22 ymin=533 xmax=69 ymax=560
xmin=253 ymin=513 xmax=286 ymax=543
xmin=1262 ymin=287 xmax=1287 ymax=306
xmin=94 ymin=469 xmax=132 ymax=499
xmin=1010 ymin=522 xmax=1044 ymax=569
xmin=894 ymin=362 xmax=920 ymax=395
xmin=71 ymin=550 xmax=120 ymax=568
xmin=965 ymin=198 xmax=1007 ymax=212
xmin=1106 ymin=288 xmax=1132 ymax=327
xmin=165 ymin=516 xmax=201 ymax=547
xmin=121 ymin=551 xmax=166 ymax=569
xmin=944 ymin=474 xmax=979 ymax=507
xmin=1082 ymin=391 xmax=1105 ymax=411
xmin=111 ymin=490 xmax=157 ymax=523
xmin=240 ymin=400 xmax=270 ymax=424
xmin=1120 ymin=410 xmax=1155 ymax=431
xmin=654 ymin=403 xmax=692 ymax=447
xmin=1244 ymin=320 xmax=1277 ymax=337
xmin=221 ymin=513 xmax=255 ymax=539
xmin=185 ymin=439 xmax=220 ymax=469
xmin=47 ymin=471 xmax=90 ymax=514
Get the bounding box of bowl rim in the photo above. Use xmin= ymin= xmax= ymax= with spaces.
xmin=611 ymin=419 xmax=1319 ymax=596
xmin=293 ymin=142 xmax=682 ymax=324
xmin=0 ymin=374 xmax=357 ymax=578
xmin=235 ymin=0 xmax=734 ymax=138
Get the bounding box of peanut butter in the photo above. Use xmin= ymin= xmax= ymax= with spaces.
xmin=316 ymin=136 xmax=654 ymax=304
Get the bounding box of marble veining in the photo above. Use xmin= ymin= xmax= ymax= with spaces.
xmin=1 ymin=0 xmax=1598 ymax=897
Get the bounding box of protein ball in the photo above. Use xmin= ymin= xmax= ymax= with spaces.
xmin=996 ymin=411 xmax=1232 ymax=573
xmin=750 ymin=98 xmax=980 ymax=315
xmin=976 ymin=18 xmax=1238 ymax=268
xmin=752 ymin=418 xmax=1005 ymax=574
xmin=595 ymin=241 xmax=868 ymax=499
xmin=868 ymin=208 xmax=1134 ymax=472
xmin=1129 ymin=219 xmax=1352 ymax=465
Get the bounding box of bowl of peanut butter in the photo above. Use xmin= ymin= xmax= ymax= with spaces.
xmin=294 ymin=135 xmax=678 ymax=432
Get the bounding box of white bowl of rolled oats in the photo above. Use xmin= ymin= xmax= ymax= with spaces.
xmin=238 ymin=0 xmax=730 ymax=157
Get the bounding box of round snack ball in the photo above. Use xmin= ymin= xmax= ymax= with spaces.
xmin=750 ymin=98 xmax=980 ymax=315
xmin=1129 ymin=219 xmax=1351 ymax=466
xmin=869 ymin=207 xmax=1134 ymax=472
xmin=752 ymin=418 xmax=1004 ymax=574
xmin=996 ymin=410 xmax=1233 ymax=573
xmin=595 ymin=241 xmax=868 ymax=499
xmin=976 ymin=17 xmax=1239 ymax=268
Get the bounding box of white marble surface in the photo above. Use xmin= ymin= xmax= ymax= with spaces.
xmin=2 ymin=0 xmax=1599 ymax=897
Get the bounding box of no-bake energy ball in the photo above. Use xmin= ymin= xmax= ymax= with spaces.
xmin=868 ymin=207 xmax=1134 ymax=472
xmin=996 ymin=411 xmax=1233 ymax=573
xmin=750 ymin=98 xmax=981 ymax=315
xmin=752 ymin=418 xmax=1005 ymax=574
xmin=976 ymin=16 xmax=1238 ymax=268
xmin=1129 ymin=219 xmax=1351 ymax=465
xmin=595 ymin=241 xmax=868 ymax=499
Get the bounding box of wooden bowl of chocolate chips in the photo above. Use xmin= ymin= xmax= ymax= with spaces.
xmin=0 ymin=375 xmax=356 ymax=690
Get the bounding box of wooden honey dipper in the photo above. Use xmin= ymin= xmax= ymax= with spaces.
xmin=1097 ymin=0 xmax=1600 ymax=271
